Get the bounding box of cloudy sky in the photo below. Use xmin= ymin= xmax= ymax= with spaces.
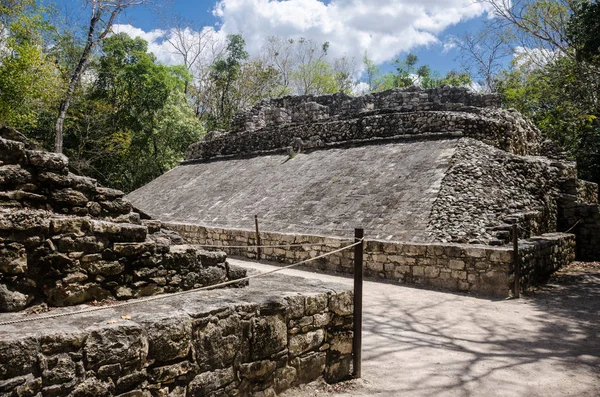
xmin=73 ymin=0 xmax=494 ymax=76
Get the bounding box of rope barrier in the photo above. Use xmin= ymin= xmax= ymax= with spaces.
xmin=194 ymin=241 xmax=353 ymax=249
xmin=0 ymin=239 xmax=364 ymax=326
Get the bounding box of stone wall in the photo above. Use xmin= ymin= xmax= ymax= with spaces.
xmin=0 ymin=272 xmax=354 ymax=396
xmin=229 ymin=86 xmax=500 ymax=133
xmin=164 ymin=223 xmax=575 ymax=298
xmin=185 ymin=87 xmax=541 ymax=162
xmin=0 ymin=132 xmax=246 ymax=312
xmin=428 ymin=139 xmax=576 ymax=244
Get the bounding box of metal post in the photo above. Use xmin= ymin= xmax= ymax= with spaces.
xmin=513 ymin=223 xmax=521 ymax=298
xmin=353 ymin=228 xmax=364 ymax=378
xmin=254 ymin=215 xmax=262 ymax=260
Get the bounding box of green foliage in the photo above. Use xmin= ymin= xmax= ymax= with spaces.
xmin=567 ymin=1 xmax=600 ymax=62
xmin=364 ymin=53 xmax=472 ymax=92
xmin=209 ymin=34 xmax=249 ymax=129
xmin=0 ymin=0 xmax=60 ymax=131
xmin=497 ymin=55 xmax=600 ymax=182
xmin=64 ymin=33 xmax=203 ymax=192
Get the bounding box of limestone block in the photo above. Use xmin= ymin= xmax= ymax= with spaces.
xmin=423 ymin=266 xmax=441 ymax=278
xmin=188 ymin=368 xmax=235 ymax=396
xmin=273 ymin=366 xmax=297 ymax=394
xmin=195 ymin=315 xmax=243 ymax=370
xmin=149 ymin=361 xmax=194 ymax=383
xmin=68 ymin=377 xmax=113 ymax=397
xmin=0 ymin=137 xmax=26 ymax=163
xmin=0 ymin=284 xmax=30 ymax=311
xmin=284 ymin=295 xmax=305 ymax=319
xmin=448 ymin=260 xmax=466 ymax=270
xmin=26 ymin=150 xmax=68 ymax=171
xmin=87 ymin=260 xmax=124 ymax=277
xmin=238 ymin=359 xmax=277 ymax=381
xmin=288 ymin=329 xmax=325 ymax=357
xmin=84 ymin=322 xmax=148 ymax=372
xmin=139 ymin=314 xmax=192 ymax=363
xmin=251 ymin=314 xmax=287 ymax=361
xmin=313 ymin=312 xmax=332 ymax=328
xmin=113 ymin=242 xmax=156 ymax=257
xmin=0 ymin=164 xmax=31 ymax=185
xmin=51 ymin=189 xmax=88 ymax=207
xmin=0 ymin=338 xmax=38 ymax=379
xmin=291 ymin=352 xmax=326 ymax=384
xmin=305 ymin=294 xmax=328 ymax=316
xmin=413 ymin=266 xmax=425 ymax=276
xmin=329 ymin=291 xmax=353 ymax=316
xmin=91 ymin=220 xmax=147 ymax=243
xmin=0 ymin=244 xmax=27 ymax=274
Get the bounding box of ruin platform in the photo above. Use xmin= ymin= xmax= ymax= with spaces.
xmin=0 ymin=271 xmax=353 ymax=396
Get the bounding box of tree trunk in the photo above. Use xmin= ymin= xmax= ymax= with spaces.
xmin=54 ymin=3 xmax=120 ymax=153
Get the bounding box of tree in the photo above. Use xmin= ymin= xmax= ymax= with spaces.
xmin=68 ymin=33 xmax=202 ymax=191
xmin=567 ymin=1 xmax=600 ymax=62
xmin=455 ymin=27 xmax=511 ymax=92
xmin=209 ymin=34 xmax=248 ymax=129
xmin=54 ymin=0 xmax=152 ymax=154
xmin=478 ymin=0 xmax=574 ymax=59
xmin=0 ymin=0 xmax=60 ymax=132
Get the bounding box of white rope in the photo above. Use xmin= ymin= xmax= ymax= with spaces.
xmin=195 ymin=241 xmax=352 ymax=249
xmin=0 ymin=239 xmax=364 ymax=326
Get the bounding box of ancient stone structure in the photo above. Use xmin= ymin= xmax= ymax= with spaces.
xmin=0 ymin=125 xmax=355 ymax=395
xmin=129 ymin=86 xmax=600 ymax=296
xmin=165 ymin=223 xmax=575 ymax=297
xmin=0 ymin=126 xmax=247 ymax=312
xmin=0 ymin=272 xmax=353 ymax=396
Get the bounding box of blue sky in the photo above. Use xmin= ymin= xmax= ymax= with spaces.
xmin=70 ymin=0 xmax=496 ymax=79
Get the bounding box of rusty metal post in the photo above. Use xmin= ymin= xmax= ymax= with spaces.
xmin=254 ymin=215 xmax=262 ymax=260
xmin=513 ymin=223 xmax=521 ymax=298
xmin=353 ymin=228 xmax=364 ymax=378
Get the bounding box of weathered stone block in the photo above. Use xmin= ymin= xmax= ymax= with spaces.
xmin=329 ymin=291 xmax=353 ymax=316
xmin=448 ymin=259 xmax=466 ymax=270
xmin=84 ymin=323 xmax=148 ymax=372
xmin=188 ymin=368 xmax=235 ymax=396
xmin=26 ymin=150 xmax=68 ymax=171
xmin=251 ymin=314 xmax=287 ymax=361
xmin=291 ymin=352 xmax=326 ymax=384
xmin=288 ymin=329 xmax=325 ymax=357
xmin=305 ymin=294 xmax=328 ymax=316
xmin=195 ymin=315 xmax=243 ymax=370
xmin=0 ymin=338 xmax=38 ymax=380
xmin=140 ymin=314 xmax=192 ymax=363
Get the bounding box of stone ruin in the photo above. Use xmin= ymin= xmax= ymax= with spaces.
xmin=0 ymin=125 xmax=248 ymax=312
xmin=128 ymin=86 xmax=600 ymax=295
xmin=0 ymin=126 xmax=355 ymax=396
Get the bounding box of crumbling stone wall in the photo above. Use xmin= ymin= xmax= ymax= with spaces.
xmin=186 ymin=87 xmax=541 ymax=162
xmin=0 ymin=273 xmax=353 ymax=396
xmin=428 ymin=138 xmax=575 ymax=244
xmin=164 ymin=223 xmax=575 ymax=298
xmin=0 ymin=131 xmax=246 ymax=312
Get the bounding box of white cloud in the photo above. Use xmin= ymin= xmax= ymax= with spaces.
xmin=513 ymin=46 xmax=559 ymax=70
xmin=214 ymin=0 xmax=491 ymax=64
xmin=111 ymin=0 xmax=492 ymax=72
xmin=112 ymin=24 xmax=227 ymax=68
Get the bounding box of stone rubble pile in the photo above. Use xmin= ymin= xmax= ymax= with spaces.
xmin=0 ymin=127 xmax=246 ymax=312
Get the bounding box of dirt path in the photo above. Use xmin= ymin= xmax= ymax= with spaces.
xmin=229 ymin=259 xmax=600 ymax=397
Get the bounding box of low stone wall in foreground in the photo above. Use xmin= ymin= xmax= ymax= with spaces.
xmin=165 ymin=223 xmax=575 ymax=298
xmin=0 ymin=272 xmax=353 ymax=396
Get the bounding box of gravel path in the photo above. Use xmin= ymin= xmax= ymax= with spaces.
xmin=229 ymin=259 xmax=600 ymax=397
